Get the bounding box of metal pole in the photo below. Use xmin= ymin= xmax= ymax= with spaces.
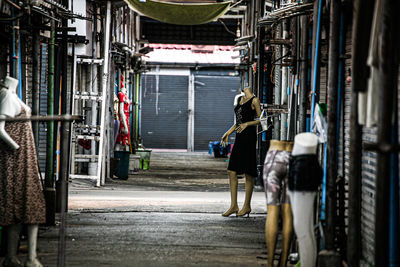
xmin=298 ymin=13 xmax=308 ymax=133
xmin=325 ymin=0 xmax=340 ymax=251
xmin=89 ymin=3 xmax=98 ymax=176
xmin=257 ymin=25 xmax=266 ymax=187
xmin=44 ymin=19 xmax=56 ymax=226
xmin=347 ymin=0 xmax=374 ymax=265
xmin=32 ymin=29 xmax=40 ymax=148
xmin=375 ymin=0 xmax=400 ymax=265
xmin=99 ymin=0 xmax=111 ymax=186
xmin=280 ymin=20 xmax=288 ymax=140
xmin=310 ymin=0 xmax=323 ymax=128
xmin=273 ymin=23 xmax=281 ymax=139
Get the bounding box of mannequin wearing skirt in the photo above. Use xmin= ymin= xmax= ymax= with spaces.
xmin=0 ymin=77 xmax=45 ymax=267
xmin=221 ymin=86 xmax=261 ymax=217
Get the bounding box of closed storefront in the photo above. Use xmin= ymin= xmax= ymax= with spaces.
xmin=141 ymin=71 xmax=189 ymax=149
xmin=193 ymin=70 xmax=239 ymax=151
xmin=140 ymin=68 xmax=239 ymax=151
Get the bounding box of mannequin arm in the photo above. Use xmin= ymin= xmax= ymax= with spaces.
xmin=16 ymin=97 xmax=31 ymax=115
xmin=0 ymin=119 xmax=19 ymax=150
xmin=221 ymin=124 xmax=236 ymax=146
xmin=119 ymin=102 xmax=128 ymax=134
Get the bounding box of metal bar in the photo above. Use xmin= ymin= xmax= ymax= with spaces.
xmin=58 ymin=4 xmax=70 ymax=265
xmin=0 ymin=115 xmax=83 ymax=122
xmin=347 ymin=0 xmax=374 ymax=264
xmin=325 ymin=0 xmax=340 ymax=251
xmin=69 ymin=175 xmax=98 ymax=180
xmin=375 ymin=1 xmax=400 ymax=264
xmin=44 ymin=19 xmax=55 ymax=226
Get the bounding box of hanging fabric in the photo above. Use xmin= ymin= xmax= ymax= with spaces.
xmin=124 ymin=0 xmax=232 ymax=25
xmin=358 ymin=0 xmax=382 ymax=127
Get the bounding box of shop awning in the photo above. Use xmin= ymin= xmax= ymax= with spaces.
xmin=124 ymin=0 xmax=232 ymax=25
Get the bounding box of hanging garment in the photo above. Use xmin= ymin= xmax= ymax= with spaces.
xmin=0 ymin=107 xmax=46 ymax=225
xmin=358 ymin=0 xmax=382 ymax=127
xmin=288 ymin=154 xmax=322 ymax=191
xmin=228 ymin=96 xmax=258 ymax=177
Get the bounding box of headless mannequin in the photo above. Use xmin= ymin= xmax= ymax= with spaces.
xmin=289 ymin=133 xmax=320 ymax=267
xmin=0 ymin=77 xmax=43 ymax=267
xmin=221 ymin=86 xmax=261 ymax=217
xmin=264 ymin=140 xmax=294 ymax=267
xmin=115 ymin=86 xmax=131 ymax=151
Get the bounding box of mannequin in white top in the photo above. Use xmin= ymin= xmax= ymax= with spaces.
xmin=0 ymin=76 xmax=43 ymax=267
xmin=289 ymin=132 xmax=319 ymax=267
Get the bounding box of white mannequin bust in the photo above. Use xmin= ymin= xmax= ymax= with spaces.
xmin=291 ymin=132 xmax=319 ymax=156
xmin=289 ymin=132 xmax=320 ymax=267
xmin=0 ymin=76 xmax=28 ymax=150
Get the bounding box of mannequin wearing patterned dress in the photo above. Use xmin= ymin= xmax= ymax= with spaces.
xmin=0 ymin=77 xmax=45 ymax=267
xmin=221 ymin=86 xmax=262 ymax=217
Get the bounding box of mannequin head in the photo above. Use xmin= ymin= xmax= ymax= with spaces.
xmin=3 ymin=76 xmax=18 ymax=94
xmin=242 ymin=86 xmax=251 ymax=94
xmin=292 ymin=133 xmax=318 ymax=156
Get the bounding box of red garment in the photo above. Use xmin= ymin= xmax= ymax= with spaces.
xmin=116 ymin=92 xmax=131 ymax=146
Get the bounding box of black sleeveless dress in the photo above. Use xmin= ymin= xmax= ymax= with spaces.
xmin=227 ymin=96 xmax=258 ymax=177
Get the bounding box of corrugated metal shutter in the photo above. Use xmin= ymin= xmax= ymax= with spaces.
xmin=193 ymin=71 xmax=239 ymax=151
xmin=341 ymin=24 xmax=376 ymax=265
xmin=38 ymin=43 xmax=48 ymax=172
xmin=141 ymin=74 xmax=188 ymax=149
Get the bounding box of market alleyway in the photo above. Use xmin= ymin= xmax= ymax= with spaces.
xmin=27 ymin=151 xmax=294 ymax=267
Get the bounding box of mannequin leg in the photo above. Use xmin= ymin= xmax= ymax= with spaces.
xmin=290 ymin=191 xmax=317 ymax=267
xmin=266 ymin=205 xmax=280 ymax=267
xmin=25 ymin=224 xmax=42 ymax=267
xmin=280 ymin=203 xmax=293 ymax=267
xmin=3 ymin=224 xmax=23 ymax=267
xmin=238 ymin=174 xmax=254 ymax=216
xmin=222 ymin=170 xmax=239 ymax=216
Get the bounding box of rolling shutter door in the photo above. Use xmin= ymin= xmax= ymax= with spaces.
xmin=193 ymin=72 xmax=239 ymax=151
xmin=141 ymin=74 xmax=188 ymax=149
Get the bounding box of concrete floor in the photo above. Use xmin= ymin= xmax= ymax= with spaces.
xmin=2 ymin=151 xmax=295 ymax=266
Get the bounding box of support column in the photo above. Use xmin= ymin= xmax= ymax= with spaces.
xmin=325 ymin=0 xmax=340 ymax=251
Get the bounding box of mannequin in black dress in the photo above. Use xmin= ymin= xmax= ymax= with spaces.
xmin=221 ymin=86 xmax=261 ymax=217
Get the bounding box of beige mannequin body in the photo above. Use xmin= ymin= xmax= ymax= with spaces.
xmin=0 ymin=77 xmax=43 ymax=267
xmin=221 ymin=86 xmax=261 ymax=217
xmin=264 ymin=140 xmax=294 ymax=267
